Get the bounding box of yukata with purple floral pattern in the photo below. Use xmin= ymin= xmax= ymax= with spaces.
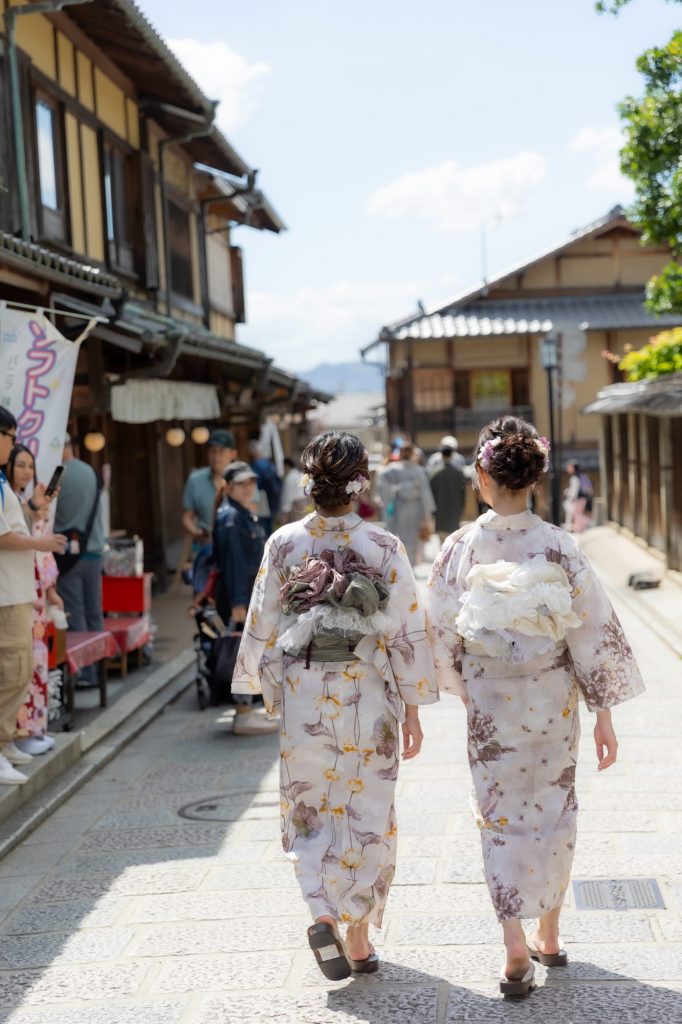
xmin=233 ymin=511 xmax=438 ymax=928
xmin=425 ymin=509 xmax=644 ymax=922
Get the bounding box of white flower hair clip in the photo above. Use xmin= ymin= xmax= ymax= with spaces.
xmin=299 ymin=473 xmax=314 ymax=496
xmin=533 ymin=436 xmax=551 ymax=473
xmin=477 ymin=436 xmax=503 ymax=472
xmin=345 ymin=474 xmax=371 ymax=496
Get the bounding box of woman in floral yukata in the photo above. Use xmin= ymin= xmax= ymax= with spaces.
xmin=232 ymin=431 xmax=438 ymax=980
xmin=425 ymin=416 xmax=645 ymax=998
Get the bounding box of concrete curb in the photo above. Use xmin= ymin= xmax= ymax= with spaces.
xmin=0 ymin=648 xmax=195 ymax=858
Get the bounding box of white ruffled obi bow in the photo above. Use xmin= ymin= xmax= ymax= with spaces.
xmin=455 ymin=557 xmax=582 ymax=663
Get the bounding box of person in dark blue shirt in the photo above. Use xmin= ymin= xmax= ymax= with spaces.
xmin=213 ymin=461 xmax=276 ymax=736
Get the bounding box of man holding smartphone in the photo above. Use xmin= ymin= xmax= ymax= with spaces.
xmin=0 ymin=407 xmax=67 ymax=783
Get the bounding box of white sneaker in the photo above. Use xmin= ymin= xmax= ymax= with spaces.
xmin=14 ymin=737 xmax=53 ymax=756
xmin=3 ymin=742 xmax=33 ymax=766
xmin=0 ymin=755 xmax=27 ymax=785
xmin=233 ymin=710 xmax=280 ymax=736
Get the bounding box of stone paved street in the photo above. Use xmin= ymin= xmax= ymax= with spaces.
xmin=0 ymin=558 xmax=679 ymax=1023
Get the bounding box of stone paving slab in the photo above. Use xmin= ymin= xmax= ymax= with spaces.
xmin=151 ymin=952 xmax=294 ymax=993
xmin=200 ymin=987 xmax=440 ymax=1024
xmin=0 ymin=1001 xmax=187 ymax=1024
xmin=0 ymin=928 xmax=135 ymax=969
xmin=0 ymin=962 xmax=147 ymax=1007
xmin=445 ymin=981 xmax=682 ymax=1022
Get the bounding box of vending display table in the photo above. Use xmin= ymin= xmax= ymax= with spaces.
xmin=102 ymin=615 xmax=153 ymax=677
xmin=65 ymin=630 xmax=120 ymax=709
xmin=102 ymin=572 xmax=154 ymax=677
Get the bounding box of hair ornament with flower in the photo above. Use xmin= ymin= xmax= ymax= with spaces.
xmin=345 ymin=473 xmax=371 ymax=496
xmin=477 ymin=436 xmax=503 ymax=472
xmin=533 ymin=436 xmax=551 ymax=472
xmin=299 ymin=473 xmax=314 ymax=496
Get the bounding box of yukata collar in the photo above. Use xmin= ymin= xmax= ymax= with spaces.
xmin=304 ymin=511 xmax=363 ymax=533
xmin=478 ymin=508 xmax=539 ymax=531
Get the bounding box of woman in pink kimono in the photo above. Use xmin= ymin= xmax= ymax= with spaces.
xmin=233 ymin=432 xmax=438 ymax=980
xmin=7 ymin=445 xmax=61 ymax=753
xmin=425 ymin=416 xmax=644 ymax=998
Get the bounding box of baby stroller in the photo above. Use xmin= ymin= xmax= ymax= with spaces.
xmin=193 ymin=605 xmax=243 ymax=710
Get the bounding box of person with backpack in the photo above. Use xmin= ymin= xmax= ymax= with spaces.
xmin=54 ymin=434 xmax=104 ymax=685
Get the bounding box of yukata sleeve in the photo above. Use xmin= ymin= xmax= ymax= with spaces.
xmin=563 ymin=544 xmax=645 ymax=712
xmin=424 ymin=535 xmax=467 ymax=697
xmin=383 ymin=540 xmax=439 ymax=707
xmin=232 ymin=535 xmax=285 ymax=716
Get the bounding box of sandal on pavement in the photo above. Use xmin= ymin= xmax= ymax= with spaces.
xmin=349 ymin=944 xmax=380 ymax=974
xmin=307 ymin=921 xmax=352 ymax=981
xmin=527 ymin=936 xmax=568 ymax=967
xmin=499 ymin=961 xmax=536 ymax=997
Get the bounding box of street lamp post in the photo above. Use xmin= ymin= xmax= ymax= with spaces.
xmin=541 ymin=334 xmax=561 ymax=526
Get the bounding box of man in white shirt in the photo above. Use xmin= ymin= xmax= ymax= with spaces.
xmin=0 ymin=408 xmax=66 ymax=784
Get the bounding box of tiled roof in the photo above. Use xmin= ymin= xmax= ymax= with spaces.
xmin=582 ymin=371 xmax=682 ymax=417
xmin=0 ymin=232 xmax=122 ymax=296
xmin=391 ymin=293 xmax=682 ymax=341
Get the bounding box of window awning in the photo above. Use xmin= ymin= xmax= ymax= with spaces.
xmin=110 ymin=379 xmax=221 ymax=423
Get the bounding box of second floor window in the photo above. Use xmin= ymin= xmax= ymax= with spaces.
xmin=35 ymin=95 xmax=67 ymax=243
xmin=103 ymin=142 xmax=135 ymax=275
xmin=168 ymin=200 xmax=194 ymax=300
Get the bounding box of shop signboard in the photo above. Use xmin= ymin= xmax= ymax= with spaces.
xmin=0 ymin=303 xmax=87 ymax=481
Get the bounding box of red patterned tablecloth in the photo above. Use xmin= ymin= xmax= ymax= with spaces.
xmin=103 ymin=615 xmax=152 ymax=653
xmin=66 ymin=631 xmax=120 ymax=674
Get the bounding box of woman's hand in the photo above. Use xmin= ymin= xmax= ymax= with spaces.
xmin=35 ymin=534 xmax=67 ymax=554
xmin=594 ymin=709 xmax=618 ymax=771
xmin=231 ymin=605 xmax=247 ymax=625
xmin=46 ymin=586 xmax=63 ymax=610
xmin=401 ymin=705 xmax=423 ymax=760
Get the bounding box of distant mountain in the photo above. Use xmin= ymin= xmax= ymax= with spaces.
xmin=299 ymin=361 xmax=385 ymax=395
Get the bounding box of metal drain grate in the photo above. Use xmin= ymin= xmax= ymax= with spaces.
xmin=573 ymin=878 xmax=665 ymax=911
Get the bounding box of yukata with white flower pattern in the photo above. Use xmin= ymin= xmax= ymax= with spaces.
xmin=425 ymin=509 xmax=644 ymax=922
xmin=233 ymin=511 xmax=438 ymax=928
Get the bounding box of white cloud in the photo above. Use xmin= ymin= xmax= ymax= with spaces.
xmin=366 ymin=151 xmax=547 ymax=233
xmin=243 ymin=275 xmax=456 ymax=371
xmin=167 ymin=38 xmax=271 ymax=133
xmin=570 ymin=125 xmax=633 ymax=195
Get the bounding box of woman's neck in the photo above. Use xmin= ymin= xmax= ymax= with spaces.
xmin=489 ymin=492 xmax=530 ymax=517
xmin=316 ymin=502 xmax=354 ymax=517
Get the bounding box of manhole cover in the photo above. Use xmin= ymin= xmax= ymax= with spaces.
xmin=573 ymin=878 xmax=665 ymax=911
xmin=177 ymin=791 xmax=279 ymax=822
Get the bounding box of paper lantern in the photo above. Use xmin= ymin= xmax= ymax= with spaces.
xmin=191 ymin=426 xmax=210 ymax=445
xmin=165 ymin=427 xmax=185 ymax=447
xmin=83 ymin=431 xmax=106 ymax=453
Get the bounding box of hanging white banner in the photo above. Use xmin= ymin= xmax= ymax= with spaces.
xmin=0 ymin=304 xmax=84 ymax=482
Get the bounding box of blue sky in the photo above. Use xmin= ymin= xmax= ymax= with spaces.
xmin=140 ymin=0 xmax=682 ymax=370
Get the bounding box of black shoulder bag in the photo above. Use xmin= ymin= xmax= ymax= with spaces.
xmin=54 ymin=473 xmax=102 ymax=576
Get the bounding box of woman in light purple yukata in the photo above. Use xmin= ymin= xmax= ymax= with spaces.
xmin=233 ymin=432 xmax=439 ymax=981
xmin=425 ymin=415 xmax=645 ymax=998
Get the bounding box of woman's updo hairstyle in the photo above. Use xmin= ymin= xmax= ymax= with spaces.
xmin=301 ymin=431 xmax=369 ymax=509
xmin=475 ymin=416 xmax=549 ymax=491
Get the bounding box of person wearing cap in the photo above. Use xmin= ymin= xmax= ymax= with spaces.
xmin=182 ymin=429 xmax=237 ymax=596
xmin=426 ymin=435 xmax=466 ymax=472
xmin=428 ymin=440 xmax=467 ymax=544
xmin=213 ymin=461 xmax=278 ymax=735
xmin=182 ymin=428 xmax=237 ymax=544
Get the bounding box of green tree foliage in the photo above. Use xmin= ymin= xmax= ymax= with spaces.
xmin=618 ymin=30 xmax=682 ymax=317
xmin=596 ymin=0 xmax=681 ymax=12
xmin=618 ymin=328 xmax=682 ymax=380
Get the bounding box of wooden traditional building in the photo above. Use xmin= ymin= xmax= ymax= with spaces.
xmin=583 ymin=372 xmax=682 ymax=571
xmin=363 ymin=207 xmax=681 ymax=473
xmin=0 ymin=0 xmax=325 ymax=579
